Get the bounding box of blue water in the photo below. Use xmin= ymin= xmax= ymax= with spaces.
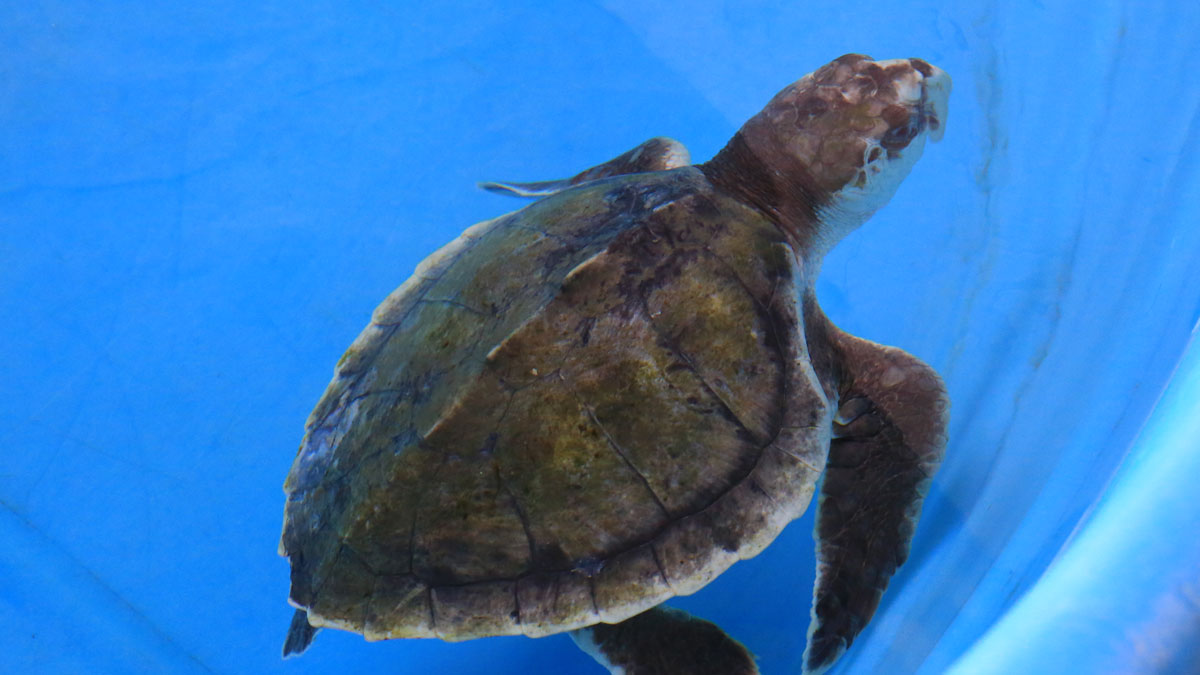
xmin=3 ymin=2 xmax=1198 ymax=674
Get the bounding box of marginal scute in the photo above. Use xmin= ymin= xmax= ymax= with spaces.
xmin=707 ymin=475 xmax=776 ymax=557
xmin=365 ymin=576 xmax=433 ymax=640
xmin=653 ymin=510 xmax=734 ymax=595
xmin=431 ymin=580 xmax=519 ymax=641
xmin=308 ymin=546 xmax=374 ymax=631
xmin=516 ymin=571 xmax=599 ymax=637
xmin=750 ymin=444 xmax=824 ymax=514
xmin=592 ymin=544 xmax=674 ymax=621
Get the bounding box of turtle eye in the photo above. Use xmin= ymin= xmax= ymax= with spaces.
xmin=881 ymin=111 xmax=924 ymax=150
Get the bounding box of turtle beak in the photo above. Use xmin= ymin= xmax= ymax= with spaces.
xmin=918 ymin=61 xmax=951 ymax=143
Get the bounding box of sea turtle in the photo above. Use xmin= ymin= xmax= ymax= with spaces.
xmin=280 ymin=54 xmax=952 ymax=675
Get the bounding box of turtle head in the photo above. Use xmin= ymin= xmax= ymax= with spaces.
xmin=703 ymin=54 xmax=950 ymax=257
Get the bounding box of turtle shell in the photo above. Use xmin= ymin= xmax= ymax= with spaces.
xmin=280 ymin=167 xmax=833 ymax=641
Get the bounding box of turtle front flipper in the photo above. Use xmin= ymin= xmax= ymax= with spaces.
xmin=804 ymin=318 xmax=949 ymax=675
xmin=479 ymin=136 xmax=690 ymax=198
xmin=571 ymin=606 xmax=758 ymax=675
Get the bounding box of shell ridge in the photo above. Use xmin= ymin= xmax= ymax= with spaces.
xmin=635 ymin=293 xmax=764 ymax=446
xmin=702 ymin=244 xmax=794 ymax=358
xmin=493 ymin=460 xmax=540 ymax=567
xmin=412 ymin=297 xmax=489 ymax=316
xmin=306 ymin=211 xmax=516 ymax=430
xmin=407 ymin=451 xmax=452 ymax=579
xmin=698 ymin=245 xmax=796 ymax=438
xmin=289 ymin=213 xmax=513 ymax=501
xmin=570 ymin=384 xmax=673 ymax=520
xmin=768 ymin=436 xmax=823 ymax=475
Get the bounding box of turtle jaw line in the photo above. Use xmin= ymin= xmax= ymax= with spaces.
xmin=813 ymin=131 xmax=928 ymax=257
xmin=922 ymin=66 xmax=951 ymax=143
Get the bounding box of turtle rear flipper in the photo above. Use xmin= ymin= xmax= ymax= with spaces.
xmin=804 ymin=319 xmax=949 ymax=675
xmin=282 ymin=609 xmax=320 ymax=658
xmin=479 ymin=136 xmax=690 ymax=198
xmin=571 ymin=606 xmax=758 ymax=675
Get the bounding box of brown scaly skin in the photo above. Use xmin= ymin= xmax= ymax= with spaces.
xmin=280 ymin=54 xmax=951 ymax=675
xmin=703 ymin=54 xmax=946 ymax=257
xmin=802 ymin=311 xmax=948 ymax=673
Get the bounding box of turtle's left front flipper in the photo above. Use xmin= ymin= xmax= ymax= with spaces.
xmin=479 ymin=136 xmax=690 ymax=198
xmin=571 ymin=606 xmax=758 ymax=675
xmin=804 ymin=320 xmax=949 ymax=675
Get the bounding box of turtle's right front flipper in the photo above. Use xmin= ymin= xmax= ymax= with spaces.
xmin=479 ymin=136 xmax=690 ymax=198
xmin=571 ymin=606 xmax=758 ymax=675
xmin=803 ymin=315 xmax=949 ymax=675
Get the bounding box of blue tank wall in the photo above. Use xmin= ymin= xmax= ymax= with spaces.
xmin=2 ymin=2 xmax=1197 ymax=673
